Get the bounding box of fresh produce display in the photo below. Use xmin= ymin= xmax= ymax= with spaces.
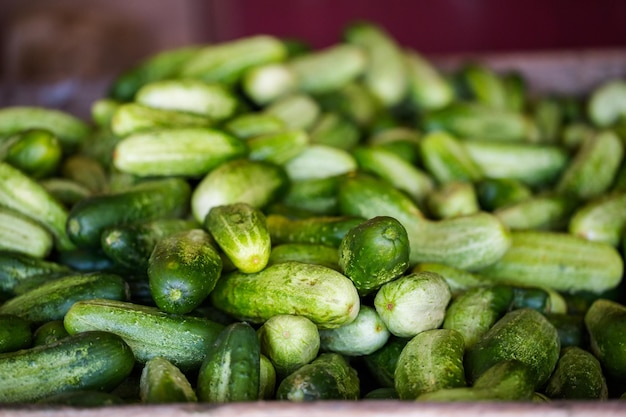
xmin=1 ymin=20 xmax=626 ymax=406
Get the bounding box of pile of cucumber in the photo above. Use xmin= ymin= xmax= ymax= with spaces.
xmin=1 ymin=21 xmax=626 ymax=405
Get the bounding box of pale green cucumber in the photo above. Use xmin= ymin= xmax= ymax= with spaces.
xmin=210 ymin=261 xmax=359 ymax=329
xmin=426 ymin=181 xmax=480 ymax=219
xmin=264 ymin=93 xmax=321 ymax=130
xmin=0 ymin=206 xmax=54 ymax=258
xmin=319 ymin=305 xmax=389 ymax=356
xmin=569 ymin=191 xmax=626 ymax=246
xmin=588 ymin=79 xmax=626 ymax=127
xmin=405 ymin=50 xmax=454 ymax=111
xmin=284 ymin=144 xmax=357 ymax=181
xmin=110 ymin=103 xmax=213 ymax=137
xmin=242 ymin=62 xmax=298 ymax=105
xmin=247 ymin=129 xmax=309 ymax=165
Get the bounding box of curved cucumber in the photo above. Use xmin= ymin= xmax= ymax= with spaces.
xmin=0 ymin=331 xmax=135 ymax=403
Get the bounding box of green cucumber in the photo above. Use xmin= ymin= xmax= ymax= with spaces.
xmin=268 ymin=243 xmax=340 ymax=270
xmin=257 ymin=314 xmax=320 ymax=378
xmin=501 ymin=71 xmax=527 ymax=112
xmin=545 ymin=312 xmax=586 ymax=348
xmin=309 ymin=112 xmax=361 ymax=150
xmin=242 ymin=62 xmax=298 ymax=105
xmin=455 ymin=62 xmax=507 ymax=109
xmin=247 ymin=129 xmax=309 ymax=165
xmin=64 ymin=298 xmax=224 ymax=371
xmin=39 ymin=178 xmax=92 ymax=208
xmin=319 ymin=305 xmax=389 ymax=357
xmin=411 ymin=262 xmax=488 ymax=295
xmin=284 ymin=144 xmax=357 ymax=181
xmin=140 ymin=356 xmax=197 ymax=403
xmin=197 ymin=322 xmax=261 ymax=402
xmin=33 ymin=320 xmax=69 ymax=347
xmin=67 ymin=177 xmax=191 ymax=248
xmin=191 ymin=158 xmax=288 ymax=223
xmin=585 ymin=298 xmax=626 ymax=381
xmin=419 ymin=131 xmax=483 ymax=184
xmin=569 ymin=191 xmax=626 ymax=246
xmin=276 ymin=353 xmax=360 ymax=401
xmin=280 ymin=175 xmax=342 ymax=215
xmin=1 ymin=129 xmax=62 ymax=179
xmin=394 ymin=328 xmax=466 ymax=399
xmin=0 ymin=252 xmax=71 ymax=299
xmin=493 ymin=194 xmax=577 ymax=231
xmin=362 ymin=336 xmax=408 ymax=388
xmin=0 ymin=161 xmax=74 ymax=251
xmin=60 ymin=154 xmax=108 ymax=194
xmin=0 ymin=314 xmax=32 ymax=353
xmin=374 ymin=271 xmax=451 ymax=338
xmin=148 ymin=229 xmax=222 ymax=314
xmin=113 ymin=127 xmax=247 ymax=178
xmin=264 ymin=93 xmax=321 ymax=130
xmin=223 ymin=113 xmax=286 ymax=140
xmin=544 ymin=346 xmax=608 ymax=400
xmin=110 ymin=103 xmax=213 ymax=137
xmin=210 ymin=261 xmax=359 ymax=329
xmin=426 ymin=181 xmax=480 ymax=219
xmin=475 ymin=177 xmax=533 ymax=211
xmin=259 ymin=354 xmax=277 ymax=400
xmin=204 ymin=203 xmax=271 ymax=273
xmin=0 ymin=272 xmax=129 ymax=324
xmin=405 ymin=50 xmax=454 ymax=111
xmin=465 ymin=308 xmax=561 ymax=388
xmin=587 ymin=79 xmax=626 ymax=127
xmin=478 ymin=230 xmax=624 ymax=294
xmin=338 ymin=216 xmax=410 ymax=296
xmin=267 ymin=214 xmax=364 ymax=247
xmin=0 ymin=331 xmax=135 ymax=403
xmin=101 ymin=218 xmax=199 ymax=271
xmin=0 ymin=206 xmax=54 ymax=258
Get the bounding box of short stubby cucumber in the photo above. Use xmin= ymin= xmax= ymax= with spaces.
xmin=209 ymin=261 xmax=360 ymax=329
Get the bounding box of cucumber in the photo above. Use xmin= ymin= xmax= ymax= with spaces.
xmin=0 ymin=272 xmax=129 ymax=324
xmin=39 ymin=178 xmax=92 ymax=208
xmin=0 ymin=161 xmax=74 ymax=251
xmin=478 ymin=230 xmax=624 ymax=294
xmin=569 ymin=191 xmax=626 ymax=246
xmin=0 ymin=252 xmax=71 ymax=299
xmin=338 ymin=216 xmax=410 ymax=296
xmin=67 ymin=177 xmax=191 ymax=248
xmin=257 ymin=314 xmax=320 ymax=378
xmin=426 ymin=181 xmax=480 ymax=220
xmin=259 ymin=354 xmax=277 ymax=400
xmin=362 ymin=336 xmax=408 ymax=388
xmin=585 ymin=298 xmax=626 ymax=381
xmin=204 ymin=203 xmax=271 ymax=274
xmin=114 ymin=127 xmax=247 ymax=178
xmin=344 ymin=21 xmax=409 ymax=107
xmin=264 ymin=93 xmax=321 ymax=130
xmin=267 ymin=214 xmax=364 ymax=247
xmin=0 ymin=331 xmax=135 ymax=403
xmin=475 ymin=177 xmax=533 ymax=212
xmin=455 ymin=62 xmax=508 ymax=109
xmin=442 ymin=285 xmax=514 ymax=348
xmin=135 ymin=79 xmax=239 ymax=120
xmin=210 ymin=261 xmax=359 ymax=329
xmin=544 ymin=346 xmax=608 ymax=400
xmin=465 ymin=308 xmax=561 ymax=388
xmin=179 ymin=35 xmax=288 ymax=84
xmin=501 ymin=71 xmax=527 ymax=112
xmin=545 ymin=312 xmax=586 ymax=348
xmin=91 ymin=98 xmax=120 ymax=128
xmin=196 ymin=322 xmax=260 ymax=402
xmin=0 ymin=206 xmax=54 ymax=258
xmin=242 ymin=62 xmax=298 ymax=105
xmin=148 ymin=229 xmax=222 ymax=314
xmin=284 ymin=144 xmax=357 ymax=181
xmin=60 ymin=154 xmax=108 ymax=194
xmin=247 ymin=129 xmax=309 ymax=165
xmin=223 ymin=113 xmax=286 ymax=140
xmin=33 ymin=320 xmax=69 ymax=347
xmin=316 ymin=82 xmax=381 ymax=128
xmin=319 ymin=305 xmax=390 ymax=357
xmin=110 ymin=103 xmax=213 ymax=137
xmin=1 ymin=129 xmax=62 ymax=179
xmin=64 ymin=298 xmax=224 ymax=371
xmin=419 ymin=131 xmax=483 ymax=184
xmin=101 ymin=218 xmax=199 ymax=271
xmin=309 ymin=112 xmax=361 ymax=150
xmin=394 ymin=328 xmax=466 ymax=399
xmin=268 ymin=243 xmax=340 ymax=271
xmin=493 ymin=194 xmax=577 ymax=231
xmin=587 ymin=79 xmax=626 ymax=127
xmin=404 ymin=50 xmax=454 ymax=111
xmin=276 ymin=353 xmax=360 ymax=401
xmin=280 ymin=175 xmax=342 ymax=215
xmin=0 ymin=314 xmax=32 ymax=353
xmin=140 ymin=356 xmax=198 ymax=403
xmin=0 ymin=106 xmax=90 ymax=153
xmin=374 ymin=271 xmax=451 ymax=338
xmin=191 ymin=158 xmax=289 ymax=223
xmin=411 ymin=262 xmax=488 ymax=296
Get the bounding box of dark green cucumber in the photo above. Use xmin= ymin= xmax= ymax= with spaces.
xmin=585 ymin=298 xmax=626 ymax=381
xmin=204 ymin=203 xmax=271 ymax=274
xmin=475 ymin=177 xmax=533 ymax=212
xmin=266 ymin=214 xmax=364 ymax=247
xmin=465 ymin=308 xmax=560 ymax=388
xmin=0 ymin=272 xmax=129 ymax=324
xmin=33 ymin=320 xmax=69 ymax=347
xmin=394 ymin=328 xmax=466 ymax=399
xmin=338 ymin=216 xmax=410 ymax=296
xmin=210 ymin=261 xmax=359 ymax=329
xmin=0 ymin=331 xmax=135 ymax=403
xmin=268 ymin=243 xmax=340 ymax=271
xmin=148 ymin=229 xmax=222 ymax=314
xmin=64 ymin=298 xmax=225 ymax=371
xmin=1 ymin=129 xmax=62 ymax=179
xmin=276 ymin=352 xmax=360 ymax=401
xmin=545 ymin=312 xmax=586 ymax=348
xmin=362 ymin=336 xmax=408 ymax=388
xmin=0 ymin=251 xmax=72 ymax=299
xmin=140 ymin=356 xmax=197 ymax=403
xmin=67 ymin=177 xmax=191 ymax=248
xmin=101 ymin=218 xmax=199 ymax=271
xmin=0 ymin=314 xmax=32 ymax=353
xmin=197 ymin=322 xmax=260 ymax=402
xmin=544 ymin=346 xmax=608 ymax=400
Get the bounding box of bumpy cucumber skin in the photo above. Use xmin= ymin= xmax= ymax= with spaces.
xmin=276 ymin=353 xmax=360 ymax=401
xmin=140 ymin=356 xmax=198 ymax=403
xmin=585 ymin=299 xmax=626 ymax=381
xmin=148 ymin=229 xmax=222 ymax=314
xmin=67 ymin=178 xmax=191 ymax=248
xmin=478 ymin=230 xmax=624 ymax=294
xmin=0 ymin=272 xmax=129 ymax=324
xmin=205 ymin=203 xmax=271 ymax=274
xmin=210 ymin=261 xmax=359 ymax=329
xmin=338 ymin=216 xmax=410 ymax=296
xmin=465 ymin=308 xmax=560 ymax=389
xmin=0 ymin=331 xmax=135 ymax=404
xmin=267 ymin=214 xmax=364 ymax=248
xmin=197 ymin=322 xmax=261 ymax=402
xmin=544 ymin=346 xmax=608 ymax=400
xmin=394 ymin=328 xmax=466 ymax=400
xmin=64 ymin=299 xmax=224 ymax=371
xmin=33 ymin=320 xmax=69 ymax=347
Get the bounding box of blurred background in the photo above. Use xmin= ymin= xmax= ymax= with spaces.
xmin=1 ymin=0 xmax=625 ymax=118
